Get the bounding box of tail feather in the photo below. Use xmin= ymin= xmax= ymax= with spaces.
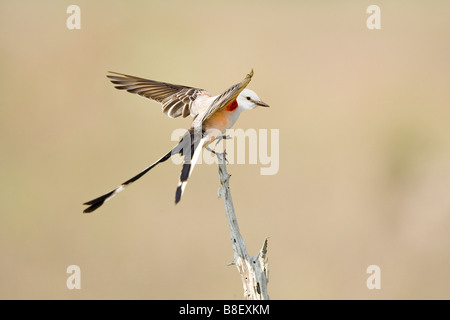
xmin=83 ymin=150 xmax=172 ymax=213
xmin=83 ymin=127 xmax=207 ymax=212
xmin=175 ymin=137 xmax=206 ymax=204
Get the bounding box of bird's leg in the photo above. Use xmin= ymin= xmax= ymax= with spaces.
xmin=215 ymin=135 xmax=232 ymax=147
xmin=206 ymin=146 xmax=228 ymax=164
xmin=205 ymin=134 xmax=231 ymax=163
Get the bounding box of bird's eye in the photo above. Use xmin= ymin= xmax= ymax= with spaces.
xmin=246 ymin=96 xmax=251 ymax=100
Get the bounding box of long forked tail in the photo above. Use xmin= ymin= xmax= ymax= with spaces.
xmin=83 ymin=150 xmax=172 ymax=213
xmin=175 ymin=135 xmax=207 ymax=204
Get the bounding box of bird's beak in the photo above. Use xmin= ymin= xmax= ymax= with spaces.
xmin=254 ymin=100 xmax=270 ymax=108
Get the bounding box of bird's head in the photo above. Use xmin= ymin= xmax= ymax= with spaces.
xmin=237 ymin=89 xmax=269 ymax=110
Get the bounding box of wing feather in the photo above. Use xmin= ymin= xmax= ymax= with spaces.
xmin=193 ymin=70 xmax=253 ymax=126
xmin=107 ymin=72 xmax=210 ymax=118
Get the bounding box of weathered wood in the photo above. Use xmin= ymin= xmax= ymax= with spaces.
xmin=216 ymin=153 xmax=269 ymax=300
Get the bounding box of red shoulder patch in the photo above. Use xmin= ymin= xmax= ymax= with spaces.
xmin=225 ymin=99 xmax=238 ymax=112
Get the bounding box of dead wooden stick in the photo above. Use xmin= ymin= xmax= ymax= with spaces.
xmin=216 ymin=152 xmax=269 ymax=300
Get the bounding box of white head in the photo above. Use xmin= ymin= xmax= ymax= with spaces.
xmin=237 ymin=89 xmax=269 ymax=110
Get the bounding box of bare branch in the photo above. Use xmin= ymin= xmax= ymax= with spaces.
xmin=217 ymin=153 xmax=269 ymax=300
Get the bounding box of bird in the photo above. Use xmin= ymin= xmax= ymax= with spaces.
xmin=83 ymin=69 xmax=269 ymax=213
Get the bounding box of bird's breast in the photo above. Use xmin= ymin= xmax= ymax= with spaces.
xmin=204 ymin=107 xmax=241 ymax=132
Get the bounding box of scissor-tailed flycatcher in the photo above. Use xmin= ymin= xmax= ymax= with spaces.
xmin=83 ymin=70 xmax=268 ymax=213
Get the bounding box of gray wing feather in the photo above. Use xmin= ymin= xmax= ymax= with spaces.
xmin=107 ymin=72 xmax=210 ymax=118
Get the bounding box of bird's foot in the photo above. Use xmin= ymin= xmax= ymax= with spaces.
xmin=215 ymin=135 xmax=232 ymax=147
xmin=206 ymin=147 xmax=228 ymax=164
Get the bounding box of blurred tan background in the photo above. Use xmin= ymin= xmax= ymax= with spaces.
xmin=1 ymin=0 xmax=450 ymax=299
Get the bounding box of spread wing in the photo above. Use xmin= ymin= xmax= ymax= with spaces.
xmin=194 ymin=69 xmax=253 ymax=126
xmin=107 ymin=72 xmax=210 ymax=118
